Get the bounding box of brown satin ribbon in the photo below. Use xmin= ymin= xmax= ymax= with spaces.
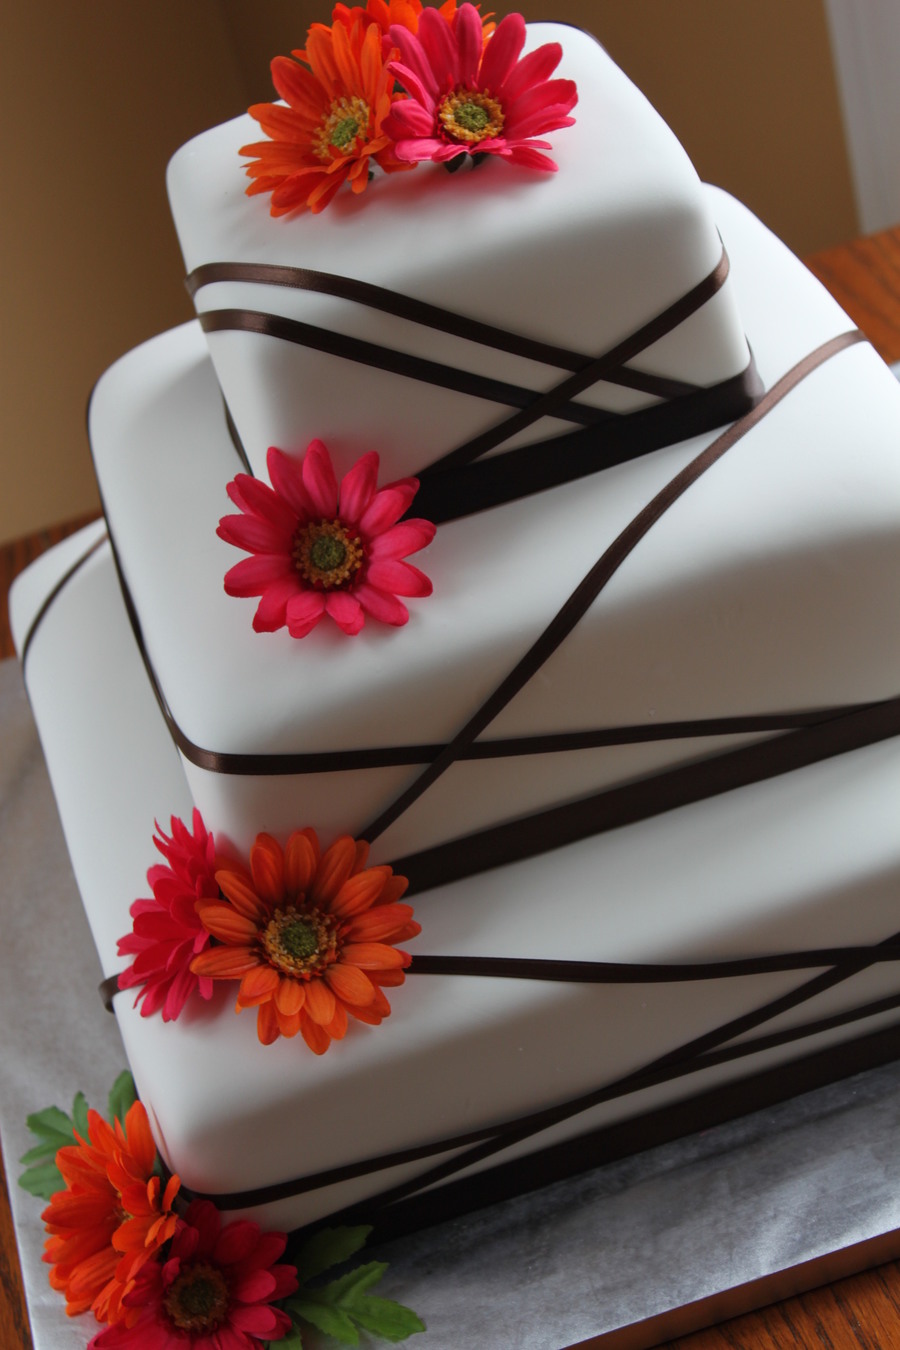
xmin=216 ymin=358 xmax=761 ymax=525
xmin=93 ymin=703 xmax=882 ymax=778
xmin=20 ymin=531 xmax=109 ymax=667
xmin=392 ymin=693 xmax=900 ymax=895
xmin=171 ymin=980 xmax=900 ymax=1213
xmin=186 ymin=258 xmax=711 ymax=400
xmin=96 ymin=944 xmax=900 ymax=1014
xmin=189 ymin=250 xmax=764 ymax=522
xmin=358 ymin=328 xmax=866 ymax=846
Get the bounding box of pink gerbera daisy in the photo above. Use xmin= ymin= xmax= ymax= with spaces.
xmin=384 ymin=4 xmax=577 ymax=171
xmin=116 ymin=811 xmax=219 ymax=1022
xmin=88 ymin=1200 xmax=297 ymax=1349
xmin=217 ymin=439 xmax=435 ymax=638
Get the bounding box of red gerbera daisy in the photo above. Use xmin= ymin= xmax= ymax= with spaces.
xmin=217 ymin=439 xmax=435 ymax=639
xmin=43 ymin=1101 xmax=180 ymax=1326
xmin=384 ymin=4 xmax=577 ymax=171
xmin=88 ymin=1200 xmax=297 ymax=1349
xmin=117 ymin=811 xmax=218 ymax=1022
xmin=190 ymin=829 xmax=419 ymax=1054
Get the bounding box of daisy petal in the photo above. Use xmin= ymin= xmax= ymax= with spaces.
xmin=325 ymin=962 xmax=375 ymax=1005
xmin=368 ymin=517 xmax=435 ymax=560
xmin=286 ymin=589 xmax=326 ymax=637
xmin=324 ymin=590 xmax=365 ymax=635
xmin=338 ymin=451 xmax=379 ymax=522
xmin=366 ymin=559 xmax=433 ymax=597
xmin=480 ymin=11 xmax=527 ymax=90
xmin=301 ymin=438 xmax=339 ymax=515
xmin=355 ymin=583 xmax=410 ymax=626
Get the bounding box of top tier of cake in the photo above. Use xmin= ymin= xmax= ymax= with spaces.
xmin=167 ymin=22 xmax=753 ymax=489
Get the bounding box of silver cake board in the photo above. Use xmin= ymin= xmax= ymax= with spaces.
xmin=3 ymin=652 xmax=900 ymax=1350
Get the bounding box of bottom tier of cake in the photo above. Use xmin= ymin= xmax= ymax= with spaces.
xmin=11 ymin=520 xmax=900 ymax=1234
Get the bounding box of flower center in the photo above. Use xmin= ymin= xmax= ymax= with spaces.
xmin=313 ymin=95 xmax=371 ymax=160
xmin=262 ymin=906 xmax=339 ymax=977
xmin=438 ymin=89 xmax=505 ymax=145
xmin=293 ymin=519 xmax=364 ymax=590
xmin=164 ymin=1263 xmax=229 ymax=1332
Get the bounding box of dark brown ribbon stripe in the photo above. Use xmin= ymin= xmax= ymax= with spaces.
xmin=358 ymin=329 xmax=867 ymax=848
xmin=188 ymin=252 xmax=763 ymax=522
xmin=203 ymin=307 xmax=611 ymax=425
xmin=393 ymin=692 xmax=900 ymax=895
xmin=172 ymin=978 xmax=900 ymax=1214
xmin=20 ymin=531 xmax=110 ymax=667
xmin=187 ymin=258 xmax=714 ymax=399
xmin=134 ymin=704 xmax=882 ymax=777
xmin=97 ymin=945 xmax=900 ymax=1014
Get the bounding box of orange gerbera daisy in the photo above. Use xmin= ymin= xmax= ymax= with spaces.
xmin=190 ymin=829 xmax=419 ymax=1054
xmin=42 ymin=1100 xmax=180 ymax=1326
xmin=241 ymin=16 xmax=410 ymax=216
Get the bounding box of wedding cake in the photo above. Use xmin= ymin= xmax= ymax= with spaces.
xmin=10 ymin=7 xmax=900 ymax=1241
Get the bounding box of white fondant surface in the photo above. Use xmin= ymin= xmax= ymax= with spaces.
xmin=167 ymin=24 xmax=750 ymax=482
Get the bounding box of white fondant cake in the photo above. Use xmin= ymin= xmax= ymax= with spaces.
xmin=10 ymin=17 xmax=900 ymax=1237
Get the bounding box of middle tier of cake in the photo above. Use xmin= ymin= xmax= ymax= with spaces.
xmin=88 ymin=187 xmax=900 ymax=864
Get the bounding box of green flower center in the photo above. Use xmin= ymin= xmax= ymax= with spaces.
xmin=331 ymin=115 xmax=360 ymax=150
xmin=280 ymin=917 xmax=320 ymax=961
xmin=313 ymin=94 xmax=372 ymax=160
xmin=309 ymin=532 xmax=347 ymax=573
xmin=438 ymin=89 xmax=505 ymax=145
xmin=455 ymin=102 xmax=489 ymax=134
xmin=164 ymin=1263 xmax=229 ymax=1332
xmin=262 ymin=905 xmax=339 ymax=977
xmin=293 ymin=518 xmax=364 ymax=590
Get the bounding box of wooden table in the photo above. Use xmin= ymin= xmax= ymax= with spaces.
xmin=2 ymin=226 xmax=900 ymax=1350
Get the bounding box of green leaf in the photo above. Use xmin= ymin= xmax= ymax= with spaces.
xmin=23 ymin=1106 xmax=74 ymax=1141
xmin=19 ymin=1103 xmax=79 ymax=1198
xmin=288 ymin=1297 xmax=360 ymax=1345
xmin=107 ymin=1071 xmax=137 ymax=1126
xmin=320 ymin=1261 xmax=389 ymax=1307
xmin=18 ymin=1141 xmax=63 ymax=1167
xmin=71 ymin=1091 xmax=90 ymax=1139
xmin=350 ymin=1296 xmax=426 ymax=1341
xmin=18 ymin=1161 xmax=65 ymax=1200
xmin=277 ymin=1322 xmax=305 ymax=1350
xmin=294 ymin=1225 xmax=372 ymax=1281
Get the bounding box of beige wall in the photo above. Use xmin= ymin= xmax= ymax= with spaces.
xmin=1 ymin=1 xmax=857 ymax=544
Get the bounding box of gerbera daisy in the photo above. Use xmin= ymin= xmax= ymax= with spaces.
xmin=240 ymin=16 xmax=409 ymax=216
xmin=327 ymin=0 xmax=494 ymax=43
xmin=327 ymin=0 xmax=427 ymax=39
xmin=43 ymin=1101 xmax=180 ymax=1326
xmin=190 ymin=829 xmax=419 ymax=1054
xmin=384 ymin=4 xmax=577 ymax=171
xmin=217 ymin=439 xmax=435 ymax=639
xmin=88 ymin=1200 xmax=297 ymax=1349
xmin=117 ymin=811 xmax=219 ymax=1022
